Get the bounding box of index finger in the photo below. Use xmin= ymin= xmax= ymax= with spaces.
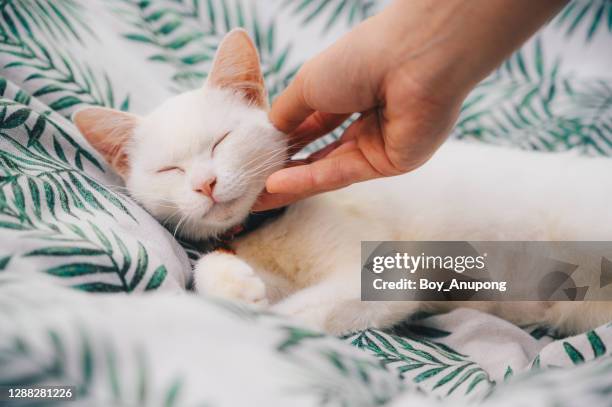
xmin=269 ymin=70 xmax=314 ymax=134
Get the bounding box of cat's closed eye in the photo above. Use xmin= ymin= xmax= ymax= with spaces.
xmin=212 ymin=131 xmax=231 ymax=154
xmin=157 ymin=166 xmax=184 ymax=174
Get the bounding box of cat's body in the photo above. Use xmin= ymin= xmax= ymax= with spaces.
xmin=74 ymin=29 xmax=612 ymax=336
xmin=199 ymin=140 xmax=612 ymax=334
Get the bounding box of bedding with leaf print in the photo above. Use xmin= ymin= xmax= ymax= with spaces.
xmin=1 ymin=1 xmax=612 ymax=406
xmin=0 ymin=81 xmax=190 ymax=292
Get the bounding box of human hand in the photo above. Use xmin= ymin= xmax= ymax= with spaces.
xmin=254 ymin=0 xmax=566 ymax=211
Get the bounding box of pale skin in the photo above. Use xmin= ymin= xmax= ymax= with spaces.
xmin=254 ymin=0 xmax=567 ymax=211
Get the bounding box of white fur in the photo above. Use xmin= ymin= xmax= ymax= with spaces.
xmin=194 ymin=251 xmax=267 ymax=306
xmin=126 ymin=85 xmax=286 ymax=239
xmin=127 ymin=86 xmax=612 ymax=335
xmin=114 ymin=33 xmax=612 ymax=336
xmin=230 ymin=141 xmax=612 ymax=334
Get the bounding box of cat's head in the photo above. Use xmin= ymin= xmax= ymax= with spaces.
xmin=74 ymin=29 xmax=286 ymax=239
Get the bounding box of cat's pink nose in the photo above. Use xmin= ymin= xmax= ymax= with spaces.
xmin=194 ymin=177 xmax=217 ymax=200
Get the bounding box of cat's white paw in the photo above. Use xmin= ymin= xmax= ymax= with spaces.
xmin=194 ymin=251 xmax=268 ymax=306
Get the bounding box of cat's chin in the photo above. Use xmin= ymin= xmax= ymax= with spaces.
xmin=201 ymin=215 xmax=247 ymax=237
xmin=174 ymin=216 xmax=243 ymax=240
xmin=178 ymin=202 xmax=252 ymax=240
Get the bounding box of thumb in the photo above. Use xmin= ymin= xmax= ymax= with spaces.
xmin=266 ymin=145 xmax=381 ymax=195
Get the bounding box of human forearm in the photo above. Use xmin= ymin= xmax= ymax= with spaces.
xmin=379 ymin=0 xmax=567 ymax=99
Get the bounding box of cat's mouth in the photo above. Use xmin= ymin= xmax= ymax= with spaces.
xmin=166 ymin=198 xmax=247 ymax=239
xmin=202 ymin=195 xmax=254 ymax=229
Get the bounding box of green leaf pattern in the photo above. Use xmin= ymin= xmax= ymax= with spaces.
xmin=0 ymin=0 xmax=611 ymax=406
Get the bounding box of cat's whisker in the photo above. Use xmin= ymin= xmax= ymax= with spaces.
xmin=125 ymin=190 xmax=171 ymax=198
xmin=127 ymin=193 xmax=177 ymax=204
xmin=161 ymin=215 xmax=180 ymax=226
xmin=173 ymin=213 xmax=189 ymax=237
xmin=235 ymin=143 xmax=295 ymax=170
xmin=236 ymin=149 xmax=286 ymax=173
xmin=156 ymin=204 xmax=182 ymax=209
xmin=132 ymin=199 xmax=178 ymax=209
xmin=107 ymin=185 xmax=130 ymax=193
xmin=240 ymin=161 xmax=284 ymax=178
xmin=239 ymin=151 xmax=288 ymax=175
xmin=240 ymin=158 xmax=288 ymax=180
xmin=163 ymin=205 xmax=185 ymax=219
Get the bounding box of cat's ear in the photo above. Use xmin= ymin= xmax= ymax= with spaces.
xmin=72 ymin=107 xmax=140 ymax=177
xmin=207 ymin=28 xmax=268 ymax=109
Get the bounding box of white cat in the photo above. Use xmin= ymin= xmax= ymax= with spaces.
xmin=74 ymin=29 xmax=612 ymax=335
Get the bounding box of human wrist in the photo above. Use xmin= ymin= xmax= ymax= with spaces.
xmin=378 ymin=0 xmax=567 ymax=100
